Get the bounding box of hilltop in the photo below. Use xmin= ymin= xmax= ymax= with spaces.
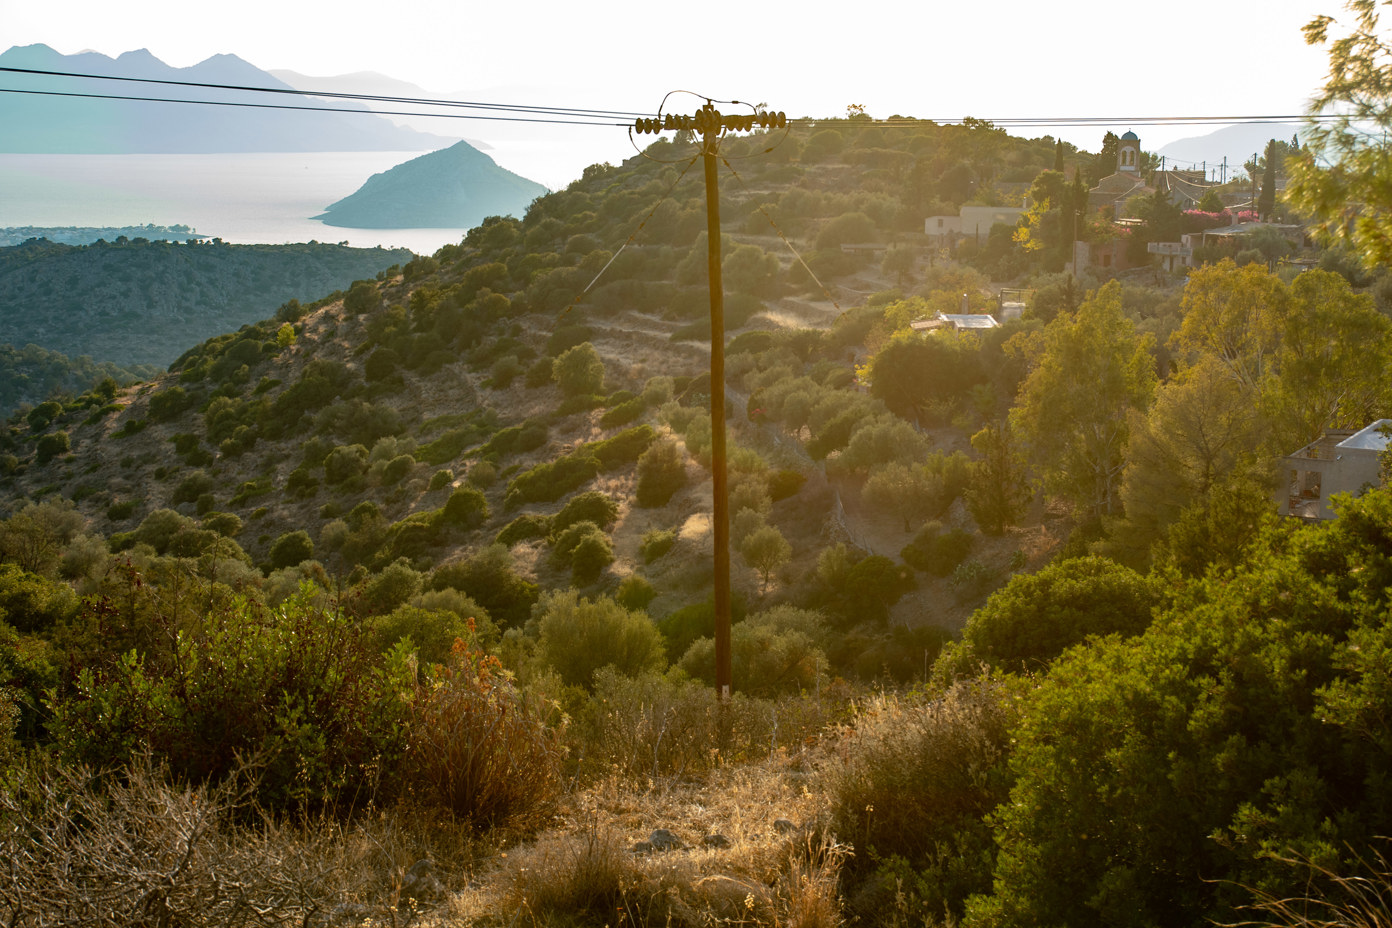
xmin=315 ymin=140 xmax=549 ymax=229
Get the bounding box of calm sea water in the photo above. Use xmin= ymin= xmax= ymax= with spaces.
xmin=0 ymin=151 xmax=501 ymax=254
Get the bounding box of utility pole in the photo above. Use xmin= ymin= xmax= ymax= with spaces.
xmin=634 ymin=102 xmax=787 ymax=701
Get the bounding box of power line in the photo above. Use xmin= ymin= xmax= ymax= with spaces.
xmin=0 ymin=65 xmax=649 ymax=121
xmin=0 ymin=65 xmax=1343 ymax=133
xmin=0 ymin=86 xmax=629 ymax=128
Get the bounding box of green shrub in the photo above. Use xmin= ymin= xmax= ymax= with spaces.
xmin=504 ymin=452 xmax=599 ymax=509
xmin=268 ymin=530 xmax=314 ymax=569
xmin=106 ymin=500 xmax=137 ymax=521
xmin=768 ymin=469 xmax=807 ymax=502
xmin=467 ymin=461 xmax=498 ymax=487
xmin=35 ymin=432 xmax=69 ymax=464
xmin=430 ymin=545 xmax=538 ymax=629
xmin=956 ymin=556 xmax=1159 ymax=673
xmin=635 ymin=440 xmax=687 ymax=507
xmin=535 ymin=591 xmax=665 ymax=689
xmin=171 ymin=470 xmax=216 ymax=506
xmin=569 ymin=533 xmax=614 ymax=586
xmin=380 ymin=453 xmax=416 ymax=486
xmin=677 ymin=605 xmax=827 ymax=697
xmin=49 ymin=585 xmax=411 ymax=810
xmin=598 ymin=398 xmax=645 ymax=429
xmin=428 ymin=469 xmax=454 ymax=491
xmin=322 ymin=444 xmax=369 ymax=484
xmin=588 ymin=424 xmax=655 ymax=471
xmin=553 ymin=492 xmax=619 ymax=533
xmin=201 ymin=511 xmax=243 ymax=538
xmin=441 ymin=486 xmax=490 ymax=529
xmin=901 ymin=522 xmax=973 ymax=576
xmin=524 ymin=357 xmax=554 ymax=388
xmin=553 ymin=342 xmax=605 ymax=396
xmin=496 ymin=514 xmax=551 ymax=547
xmin=640 ymin=529 xmax=676 ymax=563
xmin=615 ymin=575 xmax=657 ymax=612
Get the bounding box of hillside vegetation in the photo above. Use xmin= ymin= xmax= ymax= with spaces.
xmin=0 ymin=236 xmax=414 ymax=366
xmin=1 ymin=116 xmax=1391 ymax=926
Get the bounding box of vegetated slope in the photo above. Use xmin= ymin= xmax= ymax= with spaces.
xmin=0 ymin=343 xmax=154 ymax=418
xmin=314 ymin=140 xmax=549 ymax=229
xmin=14 ymin=118 xmax=1392 ymax=928
xmin=5 ymin=117 xmax=1072 ymax=658
xmin=0 ymin=237 xmax=414 ymax=366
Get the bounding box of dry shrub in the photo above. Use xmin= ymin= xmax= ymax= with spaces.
xmin=576 ymin=670 xmax=838 ymax=783
xmin=495 ymin=822 xmax=846 ymax=927
xmin=0 ymin=756 xmax=346 ymax=928
xmin=1233 ymin=844 xmax=1392 ymax=928
xmin=400 ymin=631 xmax=565 ymax=834
xmin=825 ymin=678 xmax=1021 ymax=921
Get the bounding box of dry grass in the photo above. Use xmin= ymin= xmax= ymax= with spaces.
xmin=1229 ymin=845 xmax=1392 ymax=928
xmin=447 ymin=755 xmax=845 ymax=926
xmin=0 ymin=755 xmax=490 ymax=928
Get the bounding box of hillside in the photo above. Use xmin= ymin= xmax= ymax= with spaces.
xmin=0 ymin=237 xmax=413 ymax=366
xmin=314 ymin=140 xmax=549 ymax=229
xmin=0 ymin=44 xmax=458 ymax=153
xmin=5 ymin=116 xmax=1392 ymax=927
xmin=0 ymin=343 xmax=154 ymax=417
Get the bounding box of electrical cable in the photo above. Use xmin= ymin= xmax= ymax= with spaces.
xmin=0 ymin=65 xmax=651 ymax=121
xmin=0 ymin=86 xmax=630 ymax=126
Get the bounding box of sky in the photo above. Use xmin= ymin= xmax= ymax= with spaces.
xmin=2 ymin=0 xmax=1343 ymax=188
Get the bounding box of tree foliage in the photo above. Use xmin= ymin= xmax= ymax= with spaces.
xmin=1010 ymin=281 xmax=1156 ymax=519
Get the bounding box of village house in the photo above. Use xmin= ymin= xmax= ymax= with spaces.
xmin=1278 ymin=420 xmax=1390 ymax=520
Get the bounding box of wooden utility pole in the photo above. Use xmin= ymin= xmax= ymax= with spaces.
xmin=634 ymin=102 xmax=787 ymax=700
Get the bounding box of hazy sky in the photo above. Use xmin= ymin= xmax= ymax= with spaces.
xmin=2 ymin=0 xmax=1343 ymax=186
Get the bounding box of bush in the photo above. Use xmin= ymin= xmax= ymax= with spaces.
xmin=441 ymin=486 xmax=490 ymax=529
xmin=401 ymin=635 xmax=563 ymax=831
xmin=323 ymin=444 xmax=368 ymax=484
xmin=635 ymin=440 xmax=687 ymax=507
xmin=588 ymin=424 xmax=655 ymax=471
xmin=367 ymin=603 xmax=488 ymax=668
xmin=504 ymin=452 xmax=600 ymax=509
xmin=615 ymin=575 xmax=657 ymax=612
xmin=379 ymin=453 xmax=415 ymax=486
xmin=569 ymin=533 xmax=614 ymax=586
xmin=268 ymin=530 xmax=314 ymax=570
xmin=640 ymin=529 xmax=676 ymax=563
xmin=553 ymin=492 xmax=619 ymax=533
xmin=553 ymin=342 xmax=605 ymax=396
xmin=535 ymin=591 xmax=666 ymax=689
xmin=678 ymin=605 xmax=828 ymax=697
xmin=901 ymin=522 xmax=973 ymax=576
xmin=49 ymin=585 xmax=411 ymax=810
xmin=958 ymin=555 xmax=1159 ymax=673
xmin=35 ymin=432 xmax=69 ymax=465
xmin=598 ymin=397 xmax=645 ymax=429
xmin=171 ymin=470 xmax=216 ymax=506
xmin=496 ymin=514 xmax=550 ymax=547
xmin=429 ymin=469 xmax=454 ymax=491
xmin=430 ymin=545 xmax=538 ymax=629
xmin=826 ymin=680 xmax=1020 ymax=921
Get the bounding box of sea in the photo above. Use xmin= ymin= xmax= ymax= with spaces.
xmin=0 ymin=150 xmax=547 ymax=255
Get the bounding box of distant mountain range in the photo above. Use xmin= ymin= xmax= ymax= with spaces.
xmin=1155 ymin=122 xmax=1306 ymax=180
xmin=315 ymin=141 xmax=549 ymax=229
xmin=0 ymin=44 xmax=460 ymax=153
